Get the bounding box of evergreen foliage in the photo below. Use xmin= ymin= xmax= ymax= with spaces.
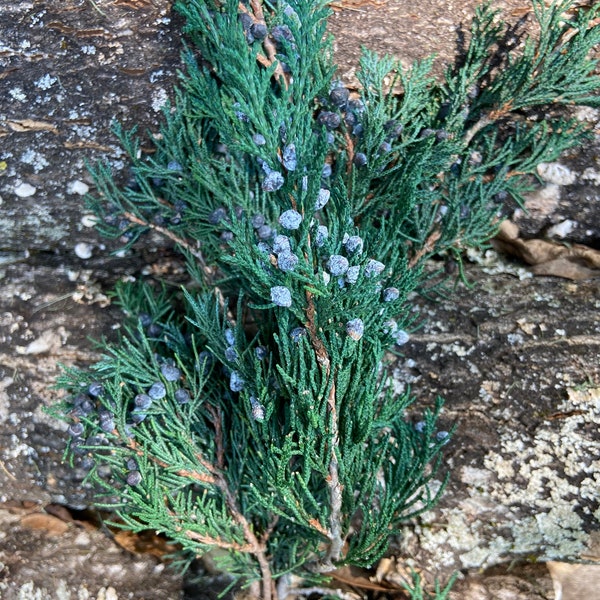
xmin=50 ymin=1 xmax=600 ymax=598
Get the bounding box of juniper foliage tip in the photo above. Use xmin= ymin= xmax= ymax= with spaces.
xmin=50 ymin=1 xmax=600 ymax=598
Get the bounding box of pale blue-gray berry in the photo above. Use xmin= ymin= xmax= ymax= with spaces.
xmin=436 ymin=431 xmax=450 ymax=444
xmin=327 ymin=255 xmax=349 ymax=276
xmin=382 ymin=287 xmax=400 ymax=302
xmin=134 ymin=394 xmax=153 ymax=410
xmin=346 ymin=265 xmax=360 ymax=284
xmin=322 ymin=164 xmax=332 ymax=178
xmin=273 ymin=235 xmax=291 ymax=254
xmin=315 ymin=188 xmax=330 ymax=210
xmin=174 ymin=388 xmax=191 ymax=404
xmin=282 ymin=143 xmax=297 ymax=171
xmin=230 ymin=371 xmax=245 ymax=392
xmin=262 ymin=171 xmax=285 ymax=192
xmin=252 ymin=214 xmax=266 ymax=229
xmin=290 ymin=327 xmax=307 ymax=342
xmin=344 ymin=235 xmax=363 ymax=255
xmin=161 ymin=363 xmax=181 ymax=382
xmin=208 ymin=207 xmax=227 ymax=225
xmin=100 ymin=418 xmax=115 ymax=433
xmin=224 ymin=328 xmax=236 ymax=346
xmin=148 ymin=382 xmax=166 ymax=400
xmin=253 ymin=133 xmax=266 ymax=146
xmin=68 ymin=422 xmax=84 ymax=437
xmin=167 ymin=160 xmax=183 ymax=172
xmin=255 ymin=345 xmax=268 ymax=360
xmin=393 ymin=330 xmax=410 ymax=345
xmin=257 ymin=225 xmax=274 ymax=240
xmin=250 ymin=395 xmax=266 ymax=421
xmin=270 ymin=286 xmax=292 ymax=307
xmin=257 ymin=241 xmax=271 ymax=253
xmin=316 ymin=225 xmax=328 ymax=247
xmin=346 ymin=318 xmax=364 ymax=341
xmin=279 ymin=209 xmax=302 ymax=230
xmin=365 ymin=259 xmax=385 ymax=277
xmin=415 ymin=421 xmax=426 ymax=433
xmin=131 ymin=410 xmax=147 ymax=424
xmin=278 ymin=251 xmax=298 ymax=272
xmin=225 ymin=346 xmax=239 ymax=362
xmin=353 ymin=152 xmax=367 ymax=167
xmin=88 ymin=382 xmax=104 ymax=397
xmin=127 ymin=470 xmax=142 ymax=486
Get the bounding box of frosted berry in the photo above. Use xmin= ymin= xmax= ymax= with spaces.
xmin=208 ymin=206 xmax=227 ymax=225
xmin=344 ymin=235 xmax=363 ymax=255
xmin=353 ymin=152 xmax=368 ymax=167
xmin=224 ymin=328 xmax=236 ymax=346
xmin=270 ymin=286 xmax=292 ymax=307
xmin=160 ymin=363 xmax=181 ymax=382
xmin=230 ymin=371 xmax=245 ymax=392
xmin=257 ymin=225 xmax=274 ymax=240
xmin=436 ymin=431 xmax=450 ymax=444
xmin=277 ymin=251 xmax=298 ymax=272
xmin=315 ymin=225 xmax=328 ymax=247
xmin=127 ymin=470 xmax=142 ymax=486
xmin=365 ymin=259 xmax=385 ymax=277
xmin=329 ymin=86 xmax=349 ymax=107
xmin=290 ymin=327 xmax=307 ymax=342
xmin=346 ymin=265 xmax=360 ymax=284
xmin=255 ymin=345 xmax=268 ymax=360
xmin=220 ymin=231 xmax=234 ymax=242
xmin=322 ymin=163 xmax=332 ymax=178
xmin=252 ymin=214 xmax=266 ymax=229
xmin=252 ymin=133 xmax=266 ymax=146
xmin=382 ymin=287 xmax=400 ymax=302
xmin=250 ymin=396 xmax=266 ymax=422
xmin=279 ymin=209 xmax=302 ymax=230
xmin=318 ymin=111 xmax=341 ymax=130
xmin=346 ymin=318 xmax=364 ymax=341
xmin=174 ymin=388 xmax=191 ymax=404
xmin=126 ymin=458 xmax=138 ymax=471
xmin=134 ymin=394 xmax=153 ymax=410
xmin=167 ymin=160 xmax=183 ymax=172
xmin=138 ymin=313 xmax=152 ymax=328
xmin=262 ymin=171 xmax=285 ymax=192
xmin=88 ymin=381 xmax=104 ymax=397
xmin=251 ymin=22 xmax=267 ymax=40
xmin=393 ymin=330 xmax=410 ymax=346
xmin=314 ymin=188 xmax=330 ymax=211
xmin=273 ymin=234 xmax=291 ymax=254
xmin=415 ymin=421 xmax=426 ymax=433
xmin=100 ymin=418 xmax=115 ymax=433
xmin=272 ymin=24 xmax=294 ymax=44
xmin=282 ymin=143 xmax=297 ymax=171
xmin=131 ymin=410 xmax=147 ymax=424
xmin=379 ymin=141 xmax=392 ymax=154
xmin=327 ymin=255 xmax=349 ymax=276
xmin=148 ymin=382 xmax=166 ymax=400
xmin=68 ymin=422 xmax=85 ymax=437
xmin=225 ymin=346 xmax=239 ymax=362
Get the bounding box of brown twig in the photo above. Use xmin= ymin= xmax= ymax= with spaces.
xmin=239 ymin=0 xmax=289 ymax=89
xmin=304 ymin=291 xmax=345 ymax=571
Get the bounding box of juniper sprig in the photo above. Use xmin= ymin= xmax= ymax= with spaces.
xmin=50 ymin=1 xmax=600 ymax=598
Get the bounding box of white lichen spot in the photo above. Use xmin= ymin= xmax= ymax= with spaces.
xmin=20 ymin=149 xmax=49 ymax=172
xmin=547 ymin=219 xmax=576 ymax=239
xmin=537 ymin=162 xmax=577 ymax=186
xmin=67 ymin=180 xmax=89 ymax=195
xmin=151 ymin=87 xmax=169 ymax=111
xmin=80 ymin=214 xmax=98 ymax=228
xmin=9 ymin=87 xmax=27 ymax=102
xmin=14 ymin=182 xmax=36 ymax=197
xmin=34 ymin=74 xmax=57 ymax=90
xmin=74 ymin=242 xmax=93 ymax=259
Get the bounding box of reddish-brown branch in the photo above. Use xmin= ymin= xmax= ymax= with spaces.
xmin=239 ymin=0 xmax=289 ymax=89
xmin=304 ymin=290 xmax=344 ymax=571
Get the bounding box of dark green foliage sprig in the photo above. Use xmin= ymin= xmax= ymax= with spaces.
xmin=50 ymin=1 xmax=600 ymax=598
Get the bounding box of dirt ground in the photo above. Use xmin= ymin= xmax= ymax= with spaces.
xmin=1 ymin=0 xmax=600 ymax=599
